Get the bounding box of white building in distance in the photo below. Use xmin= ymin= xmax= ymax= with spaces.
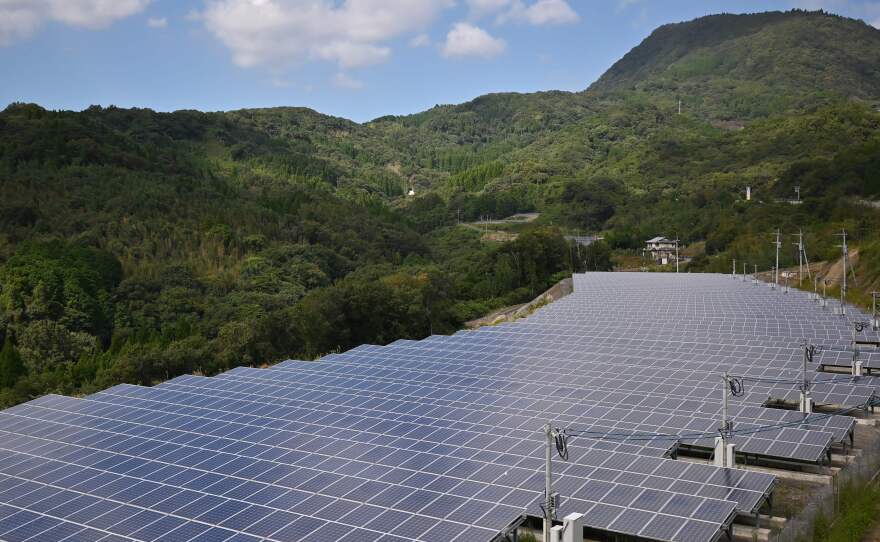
xmin=645 ymin=236 xmax=677 ymax=265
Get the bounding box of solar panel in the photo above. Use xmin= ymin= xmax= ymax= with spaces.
xmin=0 ymin=271 xmax=874 ymax=542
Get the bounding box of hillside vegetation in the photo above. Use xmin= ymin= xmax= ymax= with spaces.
xmin=1 ymin=9 xmax=879 ymax=406
xmin=0 ymin=104 xmax=588 ymax=406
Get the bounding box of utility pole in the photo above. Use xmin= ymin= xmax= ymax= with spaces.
xmin=800 ymin=343 xmax=813 ymax=413
xmin=852 ymin=322 xmax=864 ymax=377
xmin=715 ymin=373 xmax=735 ymax=468
xmin=722 ymin=373 xmax=729 ymax=438
xmin=793 ymin=230 xmax=811 ymax=285
xmin=836 ymin=230 xmax=849 ymax=315
xmin=543 ymin=423 xmax=554 ymax=541
xmin=873 ymin=292 xmax=879 ymax=331
xmin=821 ymin=279 xmax=829 ymax=308
xmin=773 ymin=230 xmax=782 ymax=288
xmin=795 ymin=231 xmax=803 ymax=285
xmin=674 ymin=237 xmax=680 ymax=273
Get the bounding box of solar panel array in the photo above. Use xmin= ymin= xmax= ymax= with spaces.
xmin=0 ymin=272 xmax=876 ymax=542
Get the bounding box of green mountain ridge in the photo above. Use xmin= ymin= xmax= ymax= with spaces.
xmin=1 ymin=9 xmax=880 ymax=406
xmin=591 ymin=10 xmax=880 ymax=118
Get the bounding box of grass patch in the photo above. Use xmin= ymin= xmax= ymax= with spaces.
xmin=812 ymin=480 xmax=880 ymax=542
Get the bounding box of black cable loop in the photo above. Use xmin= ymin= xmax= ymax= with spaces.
xmin=728 ymin=377 xmax=745 ymax=397
xmin=554 ymin=428 xmax=570 ymax=461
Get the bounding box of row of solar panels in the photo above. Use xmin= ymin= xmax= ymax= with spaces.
xmin=0 ymin=272 xmax=875 ymax=542
xmin=384 ymin=326 xmax=877 ymax=409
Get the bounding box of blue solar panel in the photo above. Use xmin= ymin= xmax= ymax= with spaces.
xmin=1 ymin=272 xmax=873 ymax=541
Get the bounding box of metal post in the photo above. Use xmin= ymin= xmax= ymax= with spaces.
xmin=852 ymin=325 xmax=860 ymax=374
xmin=838 ymin=230 xmax=848 ymax=315
xmin=717 ymin=372 xmax=731 ymax=468
xmin=675 ymin=238 xmax=679 ymax=274
xmin=803 ymin=236 xmax=811 ymax=281
xmin=721 ymin=372 xmax=729 ymax=440
xmin=800 ymin=343 xmax=812 ymax=413
xmin=742 ymin=262 xmax=746 ymax=282
xmin=842 ymin=230 xmax=847 ymax=311
xmin=732 ymin=259 xmax=736 ymax=278
xmin=774 ymin=230 xmax=781 ymax=287
xmin=544 ymin=423 xmax=553 ymax=542
xmin=754 ymin=264 xmax=758 ymax=285
xmin=803 ymin=345 xmax=808 ymax=396
xmin=873 ymin=292 xmax=879 ymax=330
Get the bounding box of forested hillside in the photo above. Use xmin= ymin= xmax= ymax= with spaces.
xmin=1 ymin=9 xmax=879 ymax=407
xmin=0 ymin=104 xmax=586 ymax=406
xmin=591 ymin=10 xmax=880 ymax=118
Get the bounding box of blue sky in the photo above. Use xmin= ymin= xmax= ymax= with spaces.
xmin=1 ymin=0 xmax=879 ymax=122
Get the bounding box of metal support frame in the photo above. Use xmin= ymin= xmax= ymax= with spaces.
xmin=491 ymin=515 xmax=528 ymax=542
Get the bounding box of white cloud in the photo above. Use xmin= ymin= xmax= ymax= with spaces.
xmin=147 ymin=16 xmax=167 ymax=28
xmin=442 ymin=22 xmax=506 ymax=58
xmin=333 ymin=72 xmax=365 ymax=89
xmin=466 ymin=0 xmax=578 ymax=25
xmin=49 ymin=0 xmax=149 ymax=28
xmin=503 ymin=0 xmax=579 ymax=25
xmin=0 ymin=0 xmax=149 ymax=45
xmin=0 ymin=4 xmax=43 ymax=45
xmin=200 ymin=0 xmax=454 ymax=70
xmin=872 ymin=17 xmax=880 ymax=28
xmin=315 ymin=41 xmax=389 ymax=68
xmin=409 ymin=33 xmax=430 ymax=47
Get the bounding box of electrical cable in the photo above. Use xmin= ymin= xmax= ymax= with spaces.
xmin=554 ymin=428 xmax=569 ymax=461
xmin=728 ymin=377 xmax=744 ymax=397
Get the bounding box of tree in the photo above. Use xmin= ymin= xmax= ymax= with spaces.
xmin=582 ymin=241 xmax=613 ymax=271
xmin=17 ymin=320 xmax=98 ymax=374
xmin=0 ymin=337 xmax=26 ymax=388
